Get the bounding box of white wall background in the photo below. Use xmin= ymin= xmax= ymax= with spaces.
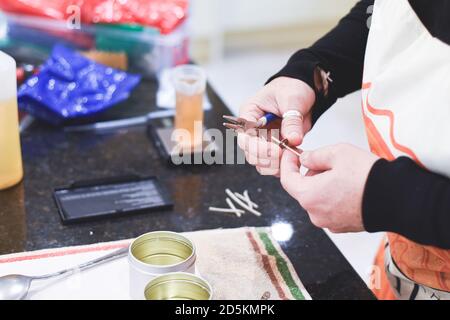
xmin=190 ymin=0 xmax=358 ymax=62
xmin=191 ymin=0 xmax=358 ymax=37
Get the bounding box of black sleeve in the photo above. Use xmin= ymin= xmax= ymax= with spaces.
xmin=267 ymin=0 xmax=374 ymax=123
xmin=363 ymin=157 xmax=450 ymax=249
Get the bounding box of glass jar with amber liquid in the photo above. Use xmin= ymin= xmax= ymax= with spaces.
xmin=171 ymin=65 xmax=206 ymax=149
xmin=0 ymin=51 xmax=23 ymax=190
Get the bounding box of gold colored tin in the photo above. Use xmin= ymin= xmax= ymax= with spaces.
xmin=144 ymin=272 xmax=212 ymax=300
xmin=128 ymin=231 xmax=197 ymax=300
xmin=130 ymin=231 xmax=195 ymax=267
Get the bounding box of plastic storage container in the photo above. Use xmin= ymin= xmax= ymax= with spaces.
xmin=0 ymin=12 xmax=189 ymax=77
xmin=0 ymin=51 xmax=23 ymax=190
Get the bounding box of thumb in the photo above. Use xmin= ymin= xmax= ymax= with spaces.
xmin=281 ymin=111 xmax=304 ymax=146
xmin=277 ymin=83 xmax=314 ymax=146
xmin=300 ymin=146 xmax=336 ymax=171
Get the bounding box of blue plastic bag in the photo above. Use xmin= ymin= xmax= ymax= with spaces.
xmin=18 ymin=45 xmax=141 ymax=125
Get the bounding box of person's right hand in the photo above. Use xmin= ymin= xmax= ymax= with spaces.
xmin=237 ymin=76 xmax=316 ymax=176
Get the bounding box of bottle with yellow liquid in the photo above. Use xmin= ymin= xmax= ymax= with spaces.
xmin=0 ymin=51 xmax=23 ymax=190
xmin=172 ymin=65 xmax=206 ymax=149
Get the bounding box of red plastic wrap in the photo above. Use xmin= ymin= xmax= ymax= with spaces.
xmin=0 ymin=0 xmax=189 ymax=34
xmin=84 ymin=0 xmax=189 ymax=34
xmin=0 ymin=0 xmax=78 ymax=20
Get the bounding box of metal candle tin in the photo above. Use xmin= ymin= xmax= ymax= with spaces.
xmin=128 ymin=231 xmax=196 ymax=300
xmin=144 ymin=272 xmax=212 ymax=300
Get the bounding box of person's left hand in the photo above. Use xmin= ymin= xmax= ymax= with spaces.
xmin=279 ymin=144 xmax=379 ymax=233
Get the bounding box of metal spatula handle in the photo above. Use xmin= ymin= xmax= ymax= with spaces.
xmin=33 ymin=246 xmax=129 ymax=280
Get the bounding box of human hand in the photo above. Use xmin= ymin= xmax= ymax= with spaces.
xmin=237 ymin=77 xmax=315 ymax=176
xmin=280 ymin=144 xmax=379 ymax=233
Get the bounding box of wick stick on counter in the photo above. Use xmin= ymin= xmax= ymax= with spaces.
xmin=243 ymin=190 xmax=258 ymax=209
xmin=225 ymin=189 xmax=262 ymax=216
xmin=234 ymin=192 xmax=258 ymax=209
xmin=226 ymin=198 xmax=242 ymax=217
xmin=209 ymin=207 xmax=245 ymax=215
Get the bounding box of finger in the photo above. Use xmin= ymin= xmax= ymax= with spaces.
xmin=239 ymin=101 xmax=265 ymax=122
xmin=279 ymin=150 xmax=305 ymax=197
xmin=239 ymin=85 xmax=283 ymax=122
xmin=256 ymin=166 xmax=280 ymax=176
xmin=238 ymin=133 xmax=282 ymax=160
xmin=246 ymin=148 xmax=280 ymax=168
xmin=246 ymin=151 xmax=272 ymax=168
xmin=280 ymin=150 xmax=301 ymax=177
xmin=305 ymin=169 xmax=322 ymax=177
xmin=236 ymin=131 xmax=257 ymax=153
xmin=249 ymin=137 xmax=282 ymax=160
xmin=281 ymin=151 xmax=328 ymax=200
xmin=300 ymin=145 xmax=337 ymax=171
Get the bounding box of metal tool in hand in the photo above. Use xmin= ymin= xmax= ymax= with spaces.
xmin=223 ymin=112 xmax=278 ymax=131
xmin=270 ymin=136 xmax=303 ymax=157
xmin=223 ymin=113 xmax=302 ymax=157
xmin=0 ymin=246 xmax=128 ymax=300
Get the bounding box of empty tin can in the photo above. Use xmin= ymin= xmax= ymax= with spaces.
xmin=128 ymin=231 xmax=196 ymax=300
xmin=144 ymin=272 xmax=213 ymax=300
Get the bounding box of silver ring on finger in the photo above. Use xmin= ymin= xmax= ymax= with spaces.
xmin=282 ymin=110 xmax=304 ymax=121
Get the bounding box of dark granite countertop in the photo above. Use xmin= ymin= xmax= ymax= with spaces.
xmin=0 ymin=79 xmax=375 ymax=300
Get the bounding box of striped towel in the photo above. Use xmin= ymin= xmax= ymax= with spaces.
xmin=0 ymin=227 xmax=310 ymax=300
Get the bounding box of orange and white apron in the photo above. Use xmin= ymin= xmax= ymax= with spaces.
xmin=362 ymin=0 xmax=450 ymax=299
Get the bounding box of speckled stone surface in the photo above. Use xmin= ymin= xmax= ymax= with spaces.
xmin=0 ymin=80 xmax=374 ymax=300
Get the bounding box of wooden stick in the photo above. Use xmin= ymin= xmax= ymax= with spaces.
xmin=208 ymin=207 xmax=245 ymax=215
xmin=234 ymin=192 xmax=258 ymax=209
xmin=225 ymin=189 xmax=262 ymax=216
xmin=226 ymin=197 xmax=242 ymax=217
xmin=271 ymin=136 xmax=302 ymax=157
xmin=243 ymin=190 xmax=258 ymax=208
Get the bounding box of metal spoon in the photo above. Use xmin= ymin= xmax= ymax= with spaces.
xmin=0 ymin=246 xmax=129 ymax=300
